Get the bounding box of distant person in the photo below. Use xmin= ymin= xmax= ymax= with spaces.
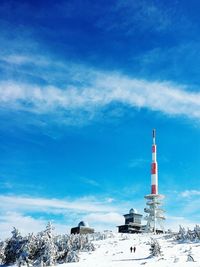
xmin=133 ymin=246 xmax=136 ymax=253
xmin=130 ymin=246 xmax=133 ymax=253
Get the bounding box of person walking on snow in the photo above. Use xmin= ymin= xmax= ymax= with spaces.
xmin=130 ymin=246 xmax=133 ymax=253
xmin=133 ymin=246 xmax=136 ymax=253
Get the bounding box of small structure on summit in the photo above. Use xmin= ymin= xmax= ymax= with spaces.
xmin=71 ymin=221 xmax=94 ymax=235
xmin=117 ymin=208 xmax=143 ymax=233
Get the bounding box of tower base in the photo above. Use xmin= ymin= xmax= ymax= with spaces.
xmin=144 ymin=194 xmax=165 ymax=234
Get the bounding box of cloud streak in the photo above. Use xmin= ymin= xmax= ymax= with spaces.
xmin=0 ymin=194 xmax=199 ymax=238
xmin=0 ymin=195 xmax=117 ymax=214
xmin=180 ymin=190 xmax=200 ymax=198
xmin=0 ymin=194 xmax=129 ymax=238
xmin=0 ymin=211 xmax=73 ymax=239
xmin=1 ymin=69 xmax=200 ymax=123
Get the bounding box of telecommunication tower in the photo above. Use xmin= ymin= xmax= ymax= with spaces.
xmin=144 ymin=129 xmax=165 ymax=233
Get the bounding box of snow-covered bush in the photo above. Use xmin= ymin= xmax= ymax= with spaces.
xmin=89 ymin=231 xmax=114 ymax=242
xmin=66 ymin=250 xmax=79 ymax=262
xmin=149 ymin=238 xmax=163 ymax=257
xmin=187 ymin=247 xmax=195 ymax=262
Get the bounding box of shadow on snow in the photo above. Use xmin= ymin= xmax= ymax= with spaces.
xmin=113 ymin=256 xmax=150 ymax=262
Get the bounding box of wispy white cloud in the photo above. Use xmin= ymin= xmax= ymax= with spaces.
xmin=0 ymin=195 xmax=117 ymax=214
xmin=0 ymin=212 xmax=47 ymax=239
xmin=0 ymin=211 xmax=72 ymax=239
xmin=0 ymin=210 xmax=123 ymax=239
xmin=1 ymin=54 xmax=50 ymax=66
xmin=1 ymin=48 xmax=200 ymax=125
xmin=1 ymin=69 xmax=200 ymax=123
xmin=180 ymin=190 xmax=200 ymax=198
xmin=81 ymin=177 xmax=100 ymax=187
xmin=105 ymin=197 xmax=115 ymax=203
xmin=0 ymin=194 xmax=198 ymax=237
xmin=0 ymin=194 xmax=135 ymax=238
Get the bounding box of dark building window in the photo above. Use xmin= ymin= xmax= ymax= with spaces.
xmin=125 ymin=218 xmax=134 ymax=224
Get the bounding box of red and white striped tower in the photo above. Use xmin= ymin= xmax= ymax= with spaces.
xmin=151 ymin=129 xmax=158 ymax=195
xmin=144 ymin=129 xmax=165 ymax=233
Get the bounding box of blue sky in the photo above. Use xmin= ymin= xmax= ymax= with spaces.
xmin=0 ymin=0 xmax=200 ymax=238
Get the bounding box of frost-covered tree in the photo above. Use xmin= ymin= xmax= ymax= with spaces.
xmin=0 ymin=241 xmax=5 ymax=264
xmin=176 ymin=225 xmax=187 ymax=241
xmin=149 ymin=238 xmax=163 ymax=257
xmin=36 ymin=222 xmax=57 ymax=266
xmin=55 ymin=234 xmax=71 ymax=264
xmin=0 ymin=223 xmax=99 ymax=266
xmin=4 ymin=227 xmax=25 ymax=264
xmin=194 ymin=225 xmax=200 ymax=240
xmin=186 ymin=228 xmax=195 ymax=241
xmin=176 ymin=225 xmax=200 ymax=242
xmin=17 ymin=242 xmax=30 ymax=267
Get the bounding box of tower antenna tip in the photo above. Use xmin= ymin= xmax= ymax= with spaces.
xmin=153 ymin=129 xmax=156 ymax=138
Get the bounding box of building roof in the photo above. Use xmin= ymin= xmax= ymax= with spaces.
xmin=78 ymin=221 xmax=89 ymax=227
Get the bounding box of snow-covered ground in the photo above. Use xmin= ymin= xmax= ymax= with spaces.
xmin=65 ymin=233 xmax=200 ymax=267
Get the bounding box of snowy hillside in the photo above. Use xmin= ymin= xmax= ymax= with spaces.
xmin=65 ymin=233 xmax=200 ymax=267
xmin=1 ymin=226 xmax=200 ymax=267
